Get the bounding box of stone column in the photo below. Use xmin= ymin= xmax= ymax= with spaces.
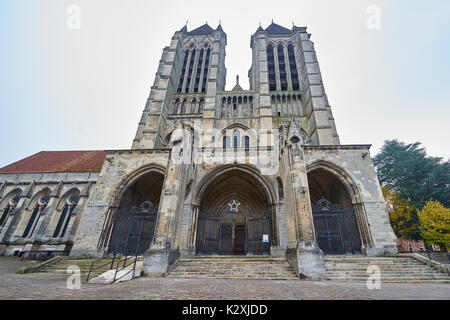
xmin=273 ymin=46 xmax=281 ymax=91
xmin=188 ymin=50 xmax=200 ymax=93
xmin=284 ymin=46 xmax=293 ymax=91
xmin=198 ymin=49 xmax=207 ymax=93
xmin=287 ymin=142 xmax=326 ymax=279
xmin=181 ymin=50 xmax=193 ymax=93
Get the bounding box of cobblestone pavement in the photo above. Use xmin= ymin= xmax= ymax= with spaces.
xmin=1 ymin=257 xmax=449 ymax=300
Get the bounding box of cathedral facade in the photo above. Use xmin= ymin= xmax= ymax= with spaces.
xmin=0 ymin=22 xmax=397 ymax=279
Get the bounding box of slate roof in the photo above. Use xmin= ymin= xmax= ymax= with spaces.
xmin=0 ymin=151 xmax=106 ymax=174
xmin=187 ymin=23 xmax=215 ymax=36
xmin=264 ymin=22 xmax=292 ymax=35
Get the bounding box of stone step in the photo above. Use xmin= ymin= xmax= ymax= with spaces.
xmin=327 ymin=273 xmax=450 ymax=280
xmin=326 ymin=270 xmax=449 ymax=276
xmin=168 ymin=257 xmax=298 ymax=280
xmin=326 ymin=266 xmax=435 ymax=272
xmin=324 ymin=255 xmax=450 ymax=283
xmin=326 ymin=279 xmax=450 ymax=283
xmin=327 ymin=276 xmax=450 ymax=281
xmin=169 ymin=271 xmax=298 ymax=278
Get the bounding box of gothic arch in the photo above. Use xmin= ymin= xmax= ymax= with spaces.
xmin=306 ymin=160 xmax=373 ymax=248
xmin=99 ymin=164 xmax=167 ymax=250
xmin=306 ymin=160 xmax=362 ymax=205
xmin=215 ymin=124 xmax=257 ymax=148
xmin=192 ymin=164 xmax=278 ymax=255
xmin=0 ymin=188 xmax=22 ymax=209
xmin=56 ymin=188 xmax=81 ymax=210
xmin=194 ymin=164 xmax=276 ymax=207
xmin=26 ymin=188 xmax=51 ymax=210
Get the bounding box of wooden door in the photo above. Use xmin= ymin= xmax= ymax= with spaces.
xmin=219 ymin=225 xmax=232 ymax=255
xmin=234 ymin=225 xmax=245 ymax=255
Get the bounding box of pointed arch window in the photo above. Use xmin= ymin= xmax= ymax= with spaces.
xmin=22 ymin=193 xmax=50 ymax=238
xmin=177 ymin=50 xmax=189 ymax=93
xmin=243 ymin=136 xmax=250 ymax=149
xmin=202 ymin=48 xmax=211 ymax=93
xmin=185 ymin=49 xmax=196 ymax=93
xmin=53 ymin=193 xmax=80 ymax=238
xmin=267 ymin=45 xmax=276 ymax=91
xmin=277 ymin=44 xmax=287 ymax=91
xmin=223 ymin=136 xmax=230 ymax=148
xmin=233 ymin=130 xmax=240 ymax=148
xmin=194 ymin=49 xmax=204 ymax=92
xmin=287 ymin=44 xmax=299 ymax=90
xmin=0 ymin=194 xmax=20 ymax=228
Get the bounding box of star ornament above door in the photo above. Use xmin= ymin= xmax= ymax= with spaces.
xmin=227 ymin=199 xmax=241 ymax=213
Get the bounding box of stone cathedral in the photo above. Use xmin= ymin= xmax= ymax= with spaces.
xmin=0 ymin=22 xmax=398 ymax=279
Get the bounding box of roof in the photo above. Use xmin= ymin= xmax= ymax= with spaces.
xmin=264 ymin=22 xmax=292 ymax=35
xmin=187 ymin=23 xmax=215 ymax=36
xmin=0 ymin=151 xmax=106 ymax=174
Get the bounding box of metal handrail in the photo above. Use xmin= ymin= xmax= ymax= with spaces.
xmin=86 ymin=255 xmax=123 ymax=282
xmin=112 ymin=255 xmax=139 ymax=283
xmin=112 ymin=217 xmax=145 ymax=282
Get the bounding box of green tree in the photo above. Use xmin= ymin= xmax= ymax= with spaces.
xmin=418 ymin=201 xmax=450 ymax=249
xmin=374 ymin=140 xmax=450 ymax=209
xmin=382 ymin=187 xmax=421 ymax=240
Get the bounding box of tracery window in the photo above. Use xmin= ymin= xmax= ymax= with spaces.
xmin=177 ymin=50 xmax=189 ymax=93
xmin=22 ymin=193 xmax=50 ymax=238
xmin=53 ymin=193 xmax=80 ymax=238
xmin=223 ymin=136 xmax=230 ymax=148
xmin=233 ymin=130 xmax=240 ymax=148
xmin=243 ymin=136 xmax=250 ymax=149
xmin=267 ymin=45 xmax=276 ymax=91
xmin=287 ymin=44 xmax=299 ymax=90
xmin=277 ymin=44 xmax=287 ymax=91
xmin=0 ymin=193 xmax=20 ymax=227
xmin=202 ymin=48 xmax=211 ymax=93
xmin=184 ymin=49 xmax=196 ymax=93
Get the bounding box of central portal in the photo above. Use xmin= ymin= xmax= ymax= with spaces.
xmin=195 ymin=167 xmax=273 ymax=256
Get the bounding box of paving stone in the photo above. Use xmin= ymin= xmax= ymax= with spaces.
xmin=0 ymin=257 xmax=449 ymax=300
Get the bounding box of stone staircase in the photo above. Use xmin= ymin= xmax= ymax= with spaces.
xmin=168 ymin=256 xmax=298 ymax=280
xmin=39 ymin=258 xmax=116 ymax=282
xmin=324 ymin=255 xmax=450 ymax=283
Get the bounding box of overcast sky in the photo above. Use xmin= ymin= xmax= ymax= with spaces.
xmin=0 ymin=0 xmax=449 ymax=167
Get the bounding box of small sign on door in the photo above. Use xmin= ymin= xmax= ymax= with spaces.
xmin=262 ymin=234 xmax=269 ymax=243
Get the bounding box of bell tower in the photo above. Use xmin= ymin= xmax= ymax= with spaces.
xmin=250 ymin=22 xmax=339 ymax=145
xmin=132 ymin=23 xmax=227 ymax=149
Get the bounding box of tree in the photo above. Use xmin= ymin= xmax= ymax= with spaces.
xmin=418 ymin=201 xmax=450 ymax=249
xmin=374 ymin=140 xmax=450 ymax=209
xmin=382 ymin=187 xmax=421 ymax=240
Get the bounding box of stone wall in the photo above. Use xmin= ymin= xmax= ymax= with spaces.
xmin=0 ymin=172 xmax=97 ymax=256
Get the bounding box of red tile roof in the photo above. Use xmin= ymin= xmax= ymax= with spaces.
xmin=0 ymin=151 xmax=106 ymax=174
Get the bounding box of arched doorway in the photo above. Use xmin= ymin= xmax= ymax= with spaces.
xmin=308 ymin=168 xmax=362 ymax=254
xmin=195 ymin=166 xmax=274 ymax=256
xmin=107 ymin=171 xmax=164 ymax=256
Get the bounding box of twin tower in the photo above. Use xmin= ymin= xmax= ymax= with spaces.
xmin=131 ymin=22 xmax=339 ymax=151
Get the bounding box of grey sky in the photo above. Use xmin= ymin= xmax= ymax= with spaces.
xmin=0 ymin=0 xmax=449 ymax=167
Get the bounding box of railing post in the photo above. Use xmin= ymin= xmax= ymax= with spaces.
xmin=86 ymin=261 xmax=94 ymax=282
